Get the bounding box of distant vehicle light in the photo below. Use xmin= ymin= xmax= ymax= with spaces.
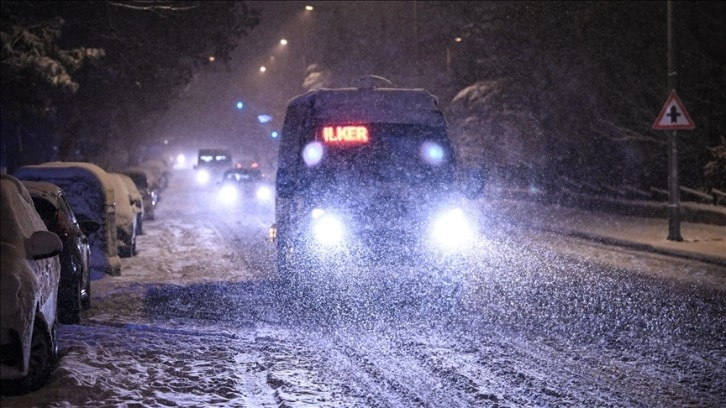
xmin=302 ymin=142 xmax=324 ymax=166
xmin=321 ymin=125 xmax=369 ymax=144
xmin=251 ymin=162 xmax=258 ymax=168
xmin=258 ymin=114 xmax=272 ymax=124
xmin=271 ymin=131 xmax=279 ymax=139
xmin=196 ymin=169 xmax=210 ymax=184
xmin=256 ymin=186 xmax=272 ymax=201
xmin=176 ymin=154 xmax=186 ymax=165
xmin=236 ymin=101 xmax=244 ymax=109
xmin=421 ymin=141 xmax=446 ymax=165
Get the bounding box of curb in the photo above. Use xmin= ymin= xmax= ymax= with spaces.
xmin=547 ymin=227 xmax=726 ymax=268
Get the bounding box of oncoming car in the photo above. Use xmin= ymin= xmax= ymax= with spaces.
xmin=217 ymin=166 xmax=274 ymax=209
xmin=271 ymin=76 xmax=484 ymax=286
xmin=194 ymin=149 xmax=232 ymax=186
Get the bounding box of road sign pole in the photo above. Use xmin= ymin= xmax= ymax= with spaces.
xmin=665 ymin=0 xmax=682 ymax=241
xmin=667 ymin=129 xmax=683 ymax=241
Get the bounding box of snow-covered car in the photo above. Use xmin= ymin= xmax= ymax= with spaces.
xmin=14 ymin=162 xmax=122 ymax=277
xmin=113 ymin=173 xmax=145 ymax=235
xmin=122 ymin=167 xmax=158 ymax=221
xmin=272 ymin=76 xmax=484 ymax=283
xmin=22 ymin=181 xmax=100 ymax=324
xmin=108 ymin=173 xmax=138 ymax=257
xmin=0 ymin=175 xmax=63 ymax=395
xmin=139 ymin=158 xmax=171 ymax=192
xmin=216 ymin=166 xmax=274 ymax=209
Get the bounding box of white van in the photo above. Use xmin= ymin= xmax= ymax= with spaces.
xmin=271 ymin=76 xmax=484 ymax=282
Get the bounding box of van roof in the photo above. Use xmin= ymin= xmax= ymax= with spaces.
xmin=287 ymin=87 xmax=446 ymax=126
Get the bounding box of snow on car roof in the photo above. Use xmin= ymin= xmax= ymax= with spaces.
xmin=288 ymin=87 xmax=446 ymax=125
xmin=1 ymin=175 xmax=48 ymax=243
xmin=113 ymin=173 xmax=142 ymax=203
xmin=13 ymin=161 xmax=116 ymax=221
xmin=108 ymin=174 xmax=134 ymax=224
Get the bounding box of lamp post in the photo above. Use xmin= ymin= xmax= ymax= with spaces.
xmin=302 ymin=5 xmax=313 ymax=72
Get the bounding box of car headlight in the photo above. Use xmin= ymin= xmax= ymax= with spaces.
xmin=196 ymin=169 xmax=210 ymax=184
xmin=431 ymin=208 xmax=474 ymax=250
xmin=255 ymin=185 xmax=272 ymax=201
xmin=310 ymin=209 xmax=345 ymax=246
xmin=218 ymin=184 xmax=239 ymax=203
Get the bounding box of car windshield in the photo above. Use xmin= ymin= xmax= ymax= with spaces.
xmin=198 ymin=151 xmax=232 ymax=167
xmin=223 ymin=169 xmax=262 ymax=182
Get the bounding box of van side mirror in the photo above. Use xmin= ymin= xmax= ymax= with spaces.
xmin=276 ymin=168 xmax=296 ymax=199
xmin=461 ymin=167 xmax=486 ymax=199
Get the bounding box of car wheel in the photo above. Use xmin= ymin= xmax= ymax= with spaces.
xmin=131 ymin=234 xmax=137 ymax=256
xmin=137 ymin=216 xmax=144 ymax=235
xmin=59 ymin=275 xmax=82 ymax=325
xmin=276 ymin=237 xmax=294 ymax=283
xmin=0 ymin=316 xmax=56 ymax=395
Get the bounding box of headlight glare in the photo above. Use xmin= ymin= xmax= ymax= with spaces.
xmin=218 ymin=184 xmax=238 ymax=203
xmin=256 ymin=185 xmax=272 ymax=201
xmin=196 ymin=169 xmax=210 ymax=184
xmin=311 ymin=211 xmax=344 ymax=246
xmin=432 ymin=208 xmax=473 ymax=249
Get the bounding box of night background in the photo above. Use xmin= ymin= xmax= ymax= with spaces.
xmin=1 ymin=1 xmax=725 ymax=194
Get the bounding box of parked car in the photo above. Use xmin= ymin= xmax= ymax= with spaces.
xmin=114 ymin=173 xmax=144 ymax=235
xmin=0 ymin=175 xmax=63 ymax=395
xmin=139 ymin=158 xmax=171 ymax=191
xmin=122 ymin=167 xmax=159 ymax=220
xmin=108 ymin=173 xmax=138 ymax=257
xmin=14 ymin=162 xmax=122 ymax=277
xmin=22 ymin=181 xmax=99 ymax=324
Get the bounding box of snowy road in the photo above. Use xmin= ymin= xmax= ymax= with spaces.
xmin=2 ymin=169 xmax=725 ymax=407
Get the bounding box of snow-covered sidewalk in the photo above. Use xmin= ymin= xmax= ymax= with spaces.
xmin=482 ymin=199 xmax=726 ymax=266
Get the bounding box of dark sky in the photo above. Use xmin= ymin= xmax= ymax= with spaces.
xmin=154 ymin=1 xmax=442 ymax=167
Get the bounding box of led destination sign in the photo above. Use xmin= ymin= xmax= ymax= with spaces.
xmin=321 ymin=126 xmax=369 ymax=144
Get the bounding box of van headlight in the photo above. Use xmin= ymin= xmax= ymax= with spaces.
xmin=431 ymin=208 xmax=474 ymax=249
xmin=310 ymin=209 xmax=345 ymax=246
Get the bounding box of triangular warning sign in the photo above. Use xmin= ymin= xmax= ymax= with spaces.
xmin=653 ymin=90 xmax=695 ymax=130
